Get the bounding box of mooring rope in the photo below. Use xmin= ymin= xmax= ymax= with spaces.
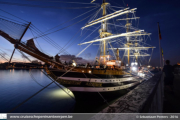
xmin=82 ymin=72 xmax=110 ymax=106
xmin=7 ymin=50 xmax=75 ymax=113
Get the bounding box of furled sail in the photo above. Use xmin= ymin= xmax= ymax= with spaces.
xmin=26 ymin=39 xmax=39 ymax=51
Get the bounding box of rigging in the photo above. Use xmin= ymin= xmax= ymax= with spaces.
xmin=0 ymin=1 xmax=98 ymax=9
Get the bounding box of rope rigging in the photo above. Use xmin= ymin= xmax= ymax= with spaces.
xmin=7 ymin=49 xmax=75 ymax=113
xmin=0 ymin=52 xmax=9 ymax=61
xmin=0 ymin=5 xmax=102 ymax=60
xmin=0 ymin=17 xmax=28 ymax=40
xmin=0 ymin=15 xmax=26 ymax=25
xmin=0 ymin=9 xmax=29 ymax=23
xmin=57 ymin=7 xmax=103 ymax=54
xmin=36 ymin=7 xmax=99 ymax=36
xmin=0 ymin=10 xmax=102 ymax=65
xmin=29 ymin=28 xmax=44 ymax=53
xmin=29 ymin=26 xmax=69 ymax=55
xmin=32 ymin=12 xmax=97 ymax=39
xmin=25 ymin=7 xmax=100 ymax=56
xmin=27 ymin=0 xmax=99 ymax=5
xmin=59 ymin=29 xmax=90 ymax=54
xmin=0 ymin=1 xmax=99 ymax=9
xmin=57 ymin=29 xmax=81 ymax=55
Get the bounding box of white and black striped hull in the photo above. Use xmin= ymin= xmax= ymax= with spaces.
xmin=50 ymin=70 xmax=143 ymax=100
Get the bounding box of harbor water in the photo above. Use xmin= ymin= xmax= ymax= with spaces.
xmin=0 ymin=69 xmax=127 ymax=113
xmin=0 ymin=69 xmax=75 ymax=113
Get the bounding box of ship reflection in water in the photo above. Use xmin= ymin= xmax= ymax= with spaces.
xmin=47 ymin=88 xmax=74 ymax=99
xmin=0 ymin=69 xmax=75 ymax=113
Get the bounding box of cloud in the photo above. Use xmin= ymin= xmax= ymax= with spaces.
xmin=60 ymin=54 xmax=91 ymax=64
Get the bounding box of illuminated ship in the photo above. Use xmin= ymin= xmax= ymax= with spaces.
xmin=0 ymin=0 xmax=155 ymax=99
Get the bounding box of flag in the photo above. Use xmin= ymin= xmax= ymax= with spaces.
xmin=161 ymin=48 xmax=163 ymax=56
xmin=157 ymin=22 xmax=162 ymax=40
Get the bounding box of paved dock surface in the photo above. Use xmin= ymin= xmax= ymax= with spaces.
xmin=163 ymin=74 xmax=180 ymax=113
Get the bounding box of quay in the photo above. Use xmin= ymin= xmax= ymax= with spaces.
xmin=99 ymin=72 xmax=180 ymax=113
xmin=0 ymin=61 xmax=45 ymax=69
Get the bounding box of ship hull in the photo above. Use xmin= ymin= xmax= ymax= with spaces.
xmin=70 ymin=82 xmax=142 ymax=101
xmin=72 ymin=89 xmax=128 ymax=101
xmin=51 ymin=69 xmax=131 ymax=78
xmin=47 ymin=69 xmax=143 ymax=100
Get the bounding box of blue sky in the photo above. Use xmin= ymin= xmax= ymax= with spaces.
xmin=0 ymin=0 xmax=180 ymax=66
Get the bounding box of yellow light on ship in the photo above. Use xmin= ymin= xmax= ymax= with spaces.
xmin=72 ymin=62 xmax=76 ymax=67
xmin=106 ymin=62 xmax=115 ymax=66
xmin=89 ymin=71 xmax=91 ymax=73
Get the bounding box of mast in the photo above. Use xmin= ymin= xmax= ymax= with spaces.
xmin=100 ymin=0 xmax=109 ymax=63
xmin=126 ymin=5 xmax=130 ymax=65
xmin=80 ymin=3 xmax=153 ymax=66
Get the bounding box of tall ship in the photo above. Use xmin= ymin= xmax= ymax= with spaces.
xmin=0 ymin=0 xmax=155 ymax=99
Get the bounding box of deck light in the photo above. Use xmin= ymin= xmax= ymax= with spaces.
xmin=132 ymin=67 xmax=137 ymax=71
xmin=72 ymin=62 xmax=76 ymax=67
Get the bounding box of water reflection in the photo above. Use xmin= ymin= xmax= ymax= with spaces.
xmin=47 ymin=88 xmax=75 ymax=99
xmin=0 ymin=69 xmax=75 ymax=113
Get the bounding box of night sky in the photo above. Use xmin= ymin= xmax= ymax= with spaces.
xmin=0 ymin=0 xmax=180 ymax=66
